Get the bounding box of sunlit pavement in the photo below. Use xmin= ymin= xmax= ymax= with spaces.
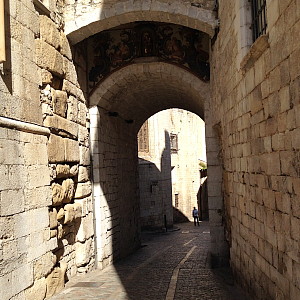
xmin=50 ymin=222 xmax=251 ymax=300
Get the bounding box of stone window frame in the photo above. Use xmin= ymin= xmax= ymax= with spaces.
xmin=174 ymin=193 xmax=179 ymax=208
xmin=137 ymin=120 xmax=149 ymax=153
xmin=150 ymin=181 xmax=159 ymax=194
xmin=237 ymin=0 xmax=269 ymax=71
xmin=170 ymin=133 xmax=178 ymax=153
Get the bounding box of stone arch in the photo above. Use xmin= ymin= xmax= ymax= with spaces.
xmin=65 ymin=0 xmax=218 ymax=44
xmin=89 ymin=61 xmax=209 ymax=131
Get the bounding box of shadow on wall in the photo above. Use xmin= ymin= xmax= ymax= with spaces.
xmin=197 ymin=169 xmax=209 ymax=221
xmin=172 ymin=206 xmax=190 ymax=223
xmin=90 ymin=107 xmax=142 ymax=267
xmin=138 ymin=130 xmax=173 ymax=231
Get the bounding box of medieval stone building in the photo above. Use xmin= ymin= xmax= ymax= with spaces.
xmin=0 ymin=0 xmax=299 ymax=299
xmin=138 ymin=109 xmax=206 ymax=229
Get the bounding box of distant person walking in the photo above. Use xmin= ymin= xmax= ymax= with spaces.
xmin=192 ymin=207 xmax=200 ymax=226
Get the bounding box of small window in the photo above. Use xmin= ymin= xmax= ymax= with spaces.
xmin=170 ymin=133 xmax=178 ymax=153
xmin=175 ymin=194 xmax=179 ymax=208
xmin=151 ymin=181 xmax=159 ymax=194
xmin=138 ymin=121 xmax=149 ymax=153
xmin=251 ymin=0 xmax=267 ymax=41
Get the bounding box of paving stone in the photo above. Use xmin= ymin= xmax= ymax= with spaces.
xmin=50 ymin=222 xmax=251 ymax=300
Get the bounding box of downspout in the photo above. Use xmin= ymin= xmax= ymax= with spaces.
xmin=90 ymin=143 xmax=98 ymax=269
xmin=0 ymin=0 xmax=6 ymax=62
xmin=85 ymin=36 xmax=99 ymax=269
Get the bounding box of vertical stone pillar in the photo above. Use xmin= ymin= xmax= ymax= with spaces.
xmin=205 ymin=108 xmax=229 ymax=267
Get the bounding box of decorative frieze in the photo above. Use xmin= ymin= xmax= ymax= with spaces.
xmin=87 ymin=22 xmax=210 ymax=90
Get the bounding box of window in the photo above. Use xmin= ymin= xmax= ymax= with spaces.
xmin=239 ymin=0 xmax=269 ymax=70
xmin=137 ymin=121 xmax=149 ymax=153
xmin=251 ymin=0 xmax=267 ymax=41
xmin=175 ymin=194 xmax=179 ymax=208
xmin=151 ymin=181 xmax=159 ymax=194
xmin=170 ymin=133 xmax=178 ymax=153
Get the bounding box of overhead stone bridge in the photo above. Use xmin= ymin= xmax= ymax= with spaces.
xmin=64 ymin=0 xmax=218 ymax=43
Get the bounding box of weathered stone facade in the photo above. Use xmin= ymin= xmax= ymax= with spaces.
xmin=89 ymin=106 xmax=141 ymax=268
xmin=138 ymin=109 xmax=206 ymax=229
xmin=0 ymin=123 xmax=52 ymax=300
xmin=1 ymin=0 xmax=94 ymax=298
xmin=210 ymin=0 xmax=300 ymax=298
xmin=0 ymin=0 xmax=299 ymax=299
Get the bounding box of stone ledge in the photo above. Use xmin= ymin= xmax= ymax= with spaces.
xmin=44 ymin=115 xmax=78 ymax=138
xmin=0 ymin=116 xmax=50 ymax=136
xmin=240 ymin=34 xmax=269 ymax=72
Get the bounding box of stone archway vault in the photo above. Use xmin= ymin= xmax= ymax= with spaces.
xmin=90 ymin=61 xmax=209 ymax=130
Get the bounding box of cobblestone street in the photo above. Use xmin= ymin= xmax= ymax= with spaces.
xmin=50 ymin=222 xmax=250 ymax=300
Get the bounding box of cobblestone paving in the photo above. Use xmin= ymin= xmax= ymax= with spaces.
xmin=50 ymin=222 xmax=251 ymax=300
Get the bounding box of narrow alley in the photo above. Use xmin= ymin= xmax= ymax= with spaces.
xmin=50 ymin=222 xmax=250 ymax=300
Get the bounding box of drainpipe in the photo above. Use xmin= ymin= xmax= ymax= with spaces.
xmin=90 ymin=155 xmax=98 ymax=269
xmin=88 ymin=116 xmax=99 ymax=269
xmin=0 ymin=0 xmax=5 ymax=63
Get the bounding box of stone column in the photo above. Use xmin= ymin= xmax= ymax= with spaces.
xmin=205 ymin=106 xmax=229 ymax=267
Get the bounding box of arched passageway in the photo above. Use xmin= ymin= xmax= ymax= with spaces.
xmin=89 ymin=61 xmax=210 ymax=262
xmin=65 ymin=2 xmax=226 ymax=270
xmin=88 ymin=58 xmax=225 ymax=269
xmin=1 ymin=0 xmax=299 ymax=298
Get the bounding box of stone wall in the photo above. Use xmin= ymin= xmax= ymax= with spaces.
xmin=0 ymin=125 xmax=53 ymax=300
xmin=1 ymin=1 xmax=214 ymax=296
xmin=0 ymin=0 xmax=94 ymax=299
xmin=211 ymin=0 xmax=300 ymax=298
xmin=168 ymin=110 xmax=206 ymax=221
xmin=139 ymin=159 xmax=173 ymax=229
xmin=3 ymin=0 xmax=300 ymax=298
xmin=90 ymin=107 xmax=141 ymax=268
xmin=37 ymin=4 xmax=95 ymax=297
xmin=1 ymin=0 xmax=41 ymax=123
xmin=138 ymin=114 xmax=173 ymax=230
